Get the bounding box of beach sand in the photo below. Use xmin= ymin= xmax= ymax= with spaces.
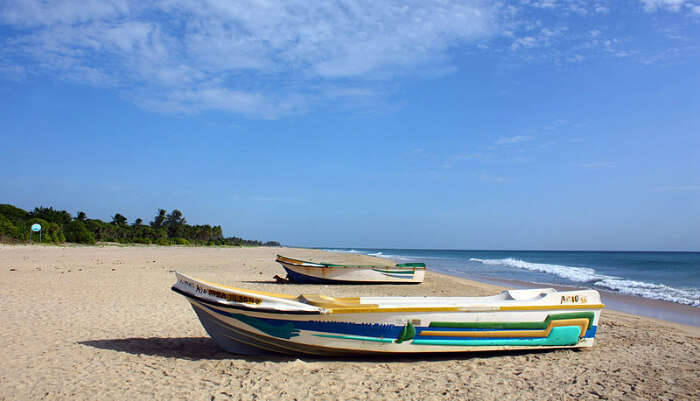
xmin=1 ymin=245 xmax=698 ymax=400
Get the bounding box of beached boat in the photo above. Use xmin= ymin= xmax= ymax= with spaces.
xmin=275 ymin=255 xmax=426 ymax=284
xmin=172 ymin=272 xmax=604 ymax=356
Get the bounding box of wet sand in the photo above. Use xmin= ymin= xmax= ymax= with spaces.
xmin=1 ymin=245 xmax=698 ymax=400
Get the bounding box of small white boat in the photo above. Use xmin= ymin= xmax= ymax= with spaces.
xmin=172 ymin=272 xmax=604 ymax=356
xmin=275 ymin=255 xmax=426 ymax=284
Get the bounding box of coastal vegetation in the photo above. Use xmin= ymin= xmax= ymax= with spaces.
xmin=0 ymin=204 xmax=280 ymax=247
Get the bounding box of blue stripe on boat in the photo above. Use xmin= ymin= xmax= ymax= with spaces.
xmin=199 ymin=302 xmax=599 ymax=341
xmin=199 ymin=302 xmax=404 ymax=338
xmin=283 ymin=267 xmax=405 ymax=284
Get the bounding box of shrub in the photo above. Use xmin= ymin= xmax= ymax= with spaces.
xmin=0 ymin=205 xmax=28 ymax=225
xmin=0 ymin=214 xmax=17 ymax=242
xmin=172 ymin=237 xmax=190 ymax=245
xmin=40 ymin=231 xmax=54 ymax=243
xmin=155 ymin=238 xmax=170 ymax=246
xmin=63 ymin=221 xmax=96 ymax=244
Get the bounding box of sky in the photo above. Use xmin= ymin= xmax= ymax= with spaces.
xmin=1 ymin=0 xmax=699 ymax=251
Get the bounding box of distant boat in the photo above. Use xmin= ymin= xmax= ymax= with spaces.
xmin=172 ymin=272 xmax=604 ymax=356
xmin=275 ymin=254 xmax=426 ymax=284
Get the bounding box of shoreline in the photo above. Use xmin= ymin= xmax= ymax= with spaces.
xmin=471 ymin=275 xmax=700 ymax=328
xmin=431 ymin=272 xmax=700 ymax=337
xmin=350 ymin=250 xmax=700 ymax=330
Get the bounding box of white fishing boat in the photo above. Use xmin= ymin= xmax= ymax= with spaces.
xmin=172 ymin=272 xmax=604 ymax=356
xmin=275 ymin=255 xmax=426 ymax=284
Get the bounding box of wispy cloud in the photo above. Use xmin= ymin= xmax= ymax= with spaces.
xmin=496 ymin=135 xmax=534 ymax=145
xmin=479 ymin=173 xmax=506 ymax=183
xmin=455 ymin=152 xmax=485 ymax=160
xmin=641 ymin=0 xmax=700 ymax=14
xmin=573 ymin=161 xmax=617 ymax=169
xmin=656 ymin=184 xmax=700 ymax=192
xmin=0 ymin=0 xmax=499 ymax=118
xmin=1 ymin=1 xmax=698 ymax=117
xmin=248 ymin=195 xmax=307 ymax=204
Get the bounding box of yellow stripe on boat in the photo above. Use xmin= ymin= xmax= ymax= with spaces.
xmin=420 ymin=318 xmax=590 ymax=339
xmin=299 ymin=294 xmax=374 ymax=308
xmin=197 ymin=278 xmax=298 ymax=300
xmin=327 ymin=304 xmax=604 ymax=314
xmin=329 ymin=306 xmax=465 ymax=314
xmin=500 ymin=304 xmax=605 ymax=311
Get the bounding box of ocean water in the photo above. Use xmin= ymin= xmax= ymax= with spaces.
xmin=322 ymin=249 xmax=700 ymax=308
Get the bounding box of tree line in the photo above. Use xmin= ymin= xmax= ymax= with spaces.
xmin=0 ymin=204 xmax=280 ymax=247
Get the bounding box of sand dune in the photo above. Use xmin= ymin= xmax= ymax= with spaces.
xmin=1 ymin=245 xmax=698 ymax=400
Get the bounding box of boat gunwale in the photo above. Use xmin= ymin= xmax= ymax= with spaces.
xmin=276 ymin=254 xmax=426 ymax=270
xmin=173 ymin=275 xmax=605 ymax=314
xmin=280 ymin=266 xmax=424 ymax=285
xmin=171 ymin=285 xmax=323 ymax=315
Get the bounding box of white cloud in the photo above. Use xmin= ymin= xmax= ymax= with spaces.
xmin=136 ymin=87 xmax=307 ymax=119
xmin=640 ymin=0 xmax=700 ymax=14
xmin=511 ymin=36 xmax=538 ymax=50
xmin=455 ymin=152 xmax=484 ymax=160
xmin=0 ymin=0 xmax=500 ymax=117
xmin=0 ymin=62 xmax=25 ymax=80
xmin=496 ymin=135 xmax=534 ymax=145
xmin=0 ymin=0 xmax=130 ymax=26
xmin=479 ymin=173 xmax=506 ymax=183
xmin=656 ymin=184 xmax=700 ymax=191
xmin=1 ymin=1 xmax=698 ymax=117
xmin=574 ymin=161 xmax=617 ymax=169
xmin=641 ymin=0 xmax=686 ymax=12
xmin=595 ymin=5 xmax=610 ymax=14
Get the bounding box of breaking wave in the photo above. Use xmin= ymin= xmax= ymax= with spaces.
xmin=470 ymin=258 xmax=700 ymax=307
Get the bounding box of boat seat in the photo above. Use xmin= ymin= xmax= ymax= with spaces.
xmin=298 ymin=294 xmax=378 ymax=309
xmin=503 ymin=288 xmax=556 ymax=301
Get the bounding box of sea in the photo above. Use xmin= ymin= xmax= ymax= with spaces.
xmin=322 ymin=248 xmax=700 ymax=325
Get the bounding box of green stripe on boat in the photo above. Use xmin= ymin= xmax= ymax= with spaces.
xmin=429 ymin=312 xmax=594 ymax=330
xmin=412 ymin=326 xmax=581 ymax=346
xmin=312 ymin=334 xmax=394 ymax=343
xmin=372 ymin=269 xmax=414 ymax=274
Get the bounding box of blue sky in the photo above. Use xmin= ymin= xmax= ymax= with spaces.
xmin=1 ymin=0 xmax=699 ymax=250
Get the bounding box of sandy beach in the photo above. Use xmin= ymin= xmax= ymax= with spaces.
xmin=1 ymin=245 xmax=698 ymax=401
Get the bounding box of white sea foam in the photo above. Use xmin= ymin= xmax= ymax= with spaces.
xmin=470 ymin=258 xmax=700 ymax=307
xmin=324 ymin=249 xmax=361 ymax=254
xmin=470 ymin=258 xmax=601 ymax=282
xmin=323 ymin=249 xmax=410 ymax=261
xmin=366 ymin=251 xmax=411 ymax=260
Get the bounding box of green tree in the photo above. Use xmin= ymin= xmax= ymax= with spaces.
xmin=29 ymin=206 xmax=71 ymax=225
xmin=165 ymin=209 xmax=186 ymax=238
xmin=64 ymin=221 xmax=96 ymax=244
xmin=112 ymin=213 xmax=128 ymax=226
xmin=76 ymin=211 xmax=87 ymax=222
xmin=0 ymin=214 xmax=18 ymax=241
xmin=151 ymin=209 xmax=166 ymax=229
xmin=0 ymin=204 xmax=28 ymax=224
xmin=85 ymin=219 xmax=108 ymax=241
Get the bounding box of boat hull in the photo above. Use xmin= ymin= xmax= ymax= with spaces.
xmin=276 ymin=255 xmax=426 ymax=284
xmin=172 ymin=273 xmax=603 ymax=356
